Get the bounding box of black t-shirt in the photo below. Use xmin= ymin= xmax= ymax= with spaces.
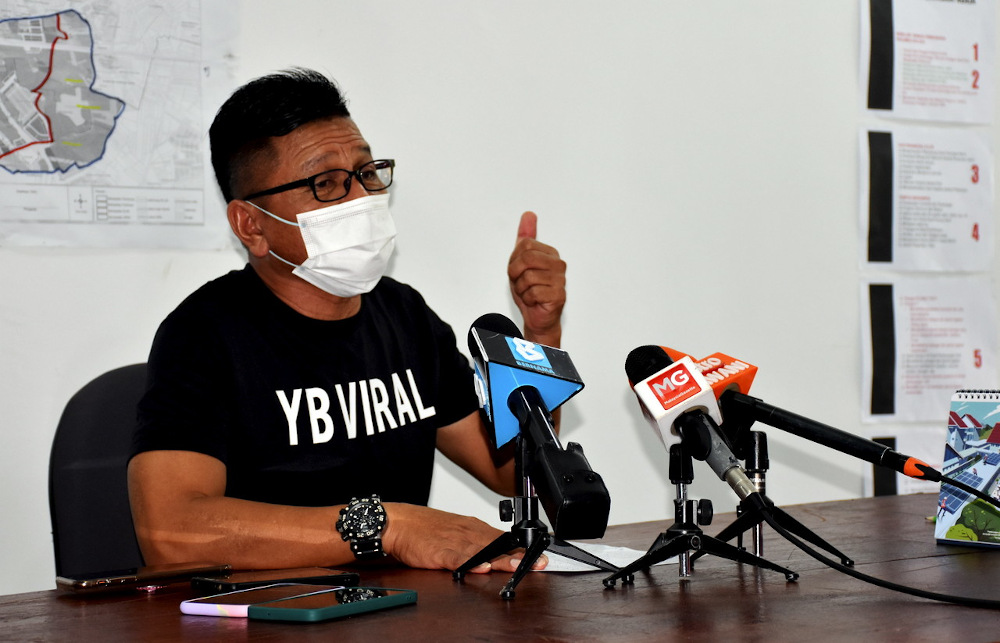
xmin=131 ymin=266 xmax=479 ymax=507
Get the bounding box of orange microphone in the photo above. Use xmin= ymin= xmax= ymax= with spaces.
xmin=664 ymin=348 xmax=758 ymax=398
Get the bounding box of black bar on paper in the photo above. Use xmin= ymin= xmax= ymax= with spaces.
xmin=872 ymin=436 xmax=898 ymax=496
xmin=867 ymin=130 xmax=893 ymax=263
xmin=867 ymin=0 xmax=894 ymax=110
xmin=869 ymin=283 xmax=896 ymax=415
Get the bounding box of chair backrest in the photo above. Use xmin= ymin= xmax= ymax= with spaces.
xmin=49 ymin=363 xmax=147 ymax=576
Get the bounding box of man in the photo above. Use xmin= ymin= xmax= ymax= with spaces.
xmin=127 ymin=68 xmax=567 ymax=574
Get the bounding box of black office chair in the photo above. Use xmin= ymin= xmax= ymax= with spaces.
xmin=49 ymin=363 xmax=147 ymax=576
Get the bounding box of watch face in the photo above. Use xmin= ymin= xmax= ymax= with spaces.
xmin=354 ymin=507 xmax=379 ymax=537
xmin=348 ymin=499 xmax=386 ymax=538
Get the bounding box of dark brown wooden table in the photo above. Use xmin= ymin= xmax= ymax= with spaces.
xmin=3 ymin=494 xmax=999 ymax=642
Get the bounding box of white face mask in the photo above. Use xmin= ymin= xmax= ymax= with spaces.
xmin=247 ymin=193 xmax=396 ymax=297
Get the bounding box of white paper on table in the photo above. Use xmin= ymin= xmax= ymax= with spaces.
xmin=539 ymin=541 xmax=677 ymax=573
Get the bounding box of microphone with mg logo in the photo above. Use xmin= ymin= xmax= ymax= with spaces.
xmin=626 ymin=345 xmax=756 ymax=500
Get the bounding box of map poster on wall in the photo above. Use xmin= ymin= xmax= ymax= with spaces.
xmin=860 ymin=124 xmax=995 ymax=271
xmin=0 ymin=0 xmax=237 ymax=249
xmin=862 ymin=276 xmax=998 ymax=423
xmin=861 ymin=0 xmax=996 ymax=124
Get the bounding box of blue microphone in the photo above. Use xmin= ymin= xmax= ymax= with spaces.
xmin=467 ymin=313 xmax=609 ymax=540
xmin=468 ymin=313 xmax=584 ymax=449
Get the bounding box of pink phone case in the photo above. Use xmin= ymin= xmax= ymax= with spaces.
xmin=180 ymin=583 xmax=343 ymax=617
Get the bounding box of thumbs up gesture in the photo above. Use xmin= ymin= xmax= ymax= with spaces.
xmin=507 ymin=211 xmax=566 ymax=347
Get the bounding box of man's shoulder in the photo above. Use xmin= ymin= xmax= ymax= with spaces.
xmin=162 ymin=265 xmax=259 ymax=325
xmin=368 ymin=276 xmax=429 ymax=309
xmin=197 ymin=264 xmax=256 ymax=292
xmin=365 ymin=277 xmax=460 ymax=342
xmin=371 ymin=275 xmax=418 ymax=294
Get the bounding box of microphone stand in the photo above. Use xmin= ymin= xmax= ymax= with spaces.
xmin=702 ymin=418 xmax=855 ymax=567
xmin=453 ymin=433 xmax=619 ymax=600
xmin=603 ymin=441 xmax=799 ymax=588
xmin=743 ymin=431 xmax=768 ymax=556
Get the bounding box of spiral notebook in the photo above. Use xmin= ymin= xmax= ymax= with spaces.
xmin=935 ymin=390 xmax=1000 ymax=546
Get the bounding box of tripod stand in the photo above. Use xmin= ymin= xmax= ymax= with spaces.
xmin=696 ymin=428 xmax=854 ymax=567
xmin=453 ymin=434 xmax=618 ymax=600
xmin=603 ymin=441 xmax=799 ymax=587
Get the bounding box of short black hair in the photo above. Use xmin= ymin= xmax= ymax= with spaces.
xmin=209 ymin=68 xmax=351 ymax=202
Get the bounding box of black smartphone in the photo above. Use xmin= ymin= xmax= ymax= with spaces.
xmin=190 ymin=567 xmax=360 ymax=593
xmin=56 ymin=562 xmax=231 ymax=594
xmin=247 ymin=586 xmax=417 ymax=623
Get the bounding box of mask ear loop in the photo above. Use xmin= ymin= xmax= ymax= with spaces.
xmin=268 ymin=250 xmax=300 ymax=267
xmin=244 ymin=201 xmax=303 ymax=267
xmin=244 ymin=200 xmax=302 ymax=227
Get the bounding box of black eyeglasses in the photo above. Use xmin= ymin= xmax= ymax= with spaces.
xmin=242 ymin=159 xmax=395 ymax=203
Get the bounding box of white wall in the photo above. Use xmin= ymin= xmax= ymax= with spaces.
xmin=3 ymin=1 xmax=996 ymax=595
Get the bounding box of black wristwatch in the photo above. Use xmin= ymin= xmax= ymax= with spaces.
xmin=336 ymin=495 xmax=387 ymax=559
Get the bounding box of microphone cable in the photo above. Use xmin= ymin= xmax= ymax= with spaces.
xmin=743 ymin=493 xmax=1000 ymax=610
xmin=938 ymin=472 xmax=1000 ymax=513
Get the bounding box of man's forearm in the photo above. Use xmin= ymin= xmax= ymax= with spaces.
xmin=135 ymin=495 xmax=353 ymax=569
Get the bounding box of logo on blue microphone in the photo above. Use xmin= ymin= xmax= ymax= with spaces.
xmin=505 ymin=337 xmax=555 ymax=375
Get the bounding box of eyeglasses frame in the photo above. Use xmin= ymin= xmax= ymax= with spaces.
xmin=241 ymin=158 xmax=395 ymax=203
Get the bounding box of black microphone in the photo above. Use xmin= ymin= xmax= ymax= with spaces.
xmin=468 ymin=313 xmax=610 ymax=540
xmin=719 ymin=390 xmax=942 ymax=482
xmin=626 ymin=345 xmax=758 ymax=500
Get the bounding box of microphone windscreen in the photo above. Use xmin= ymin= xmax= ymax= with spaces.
xmin=625 ymin=345 xmax=674 ymax=385
xmin=471 ymin=313 xmax=523 ymax=339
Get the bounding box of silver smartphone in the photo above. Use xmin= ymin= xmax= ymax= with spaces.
xmin=57 ymin=562 xmax=231 ymax=594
